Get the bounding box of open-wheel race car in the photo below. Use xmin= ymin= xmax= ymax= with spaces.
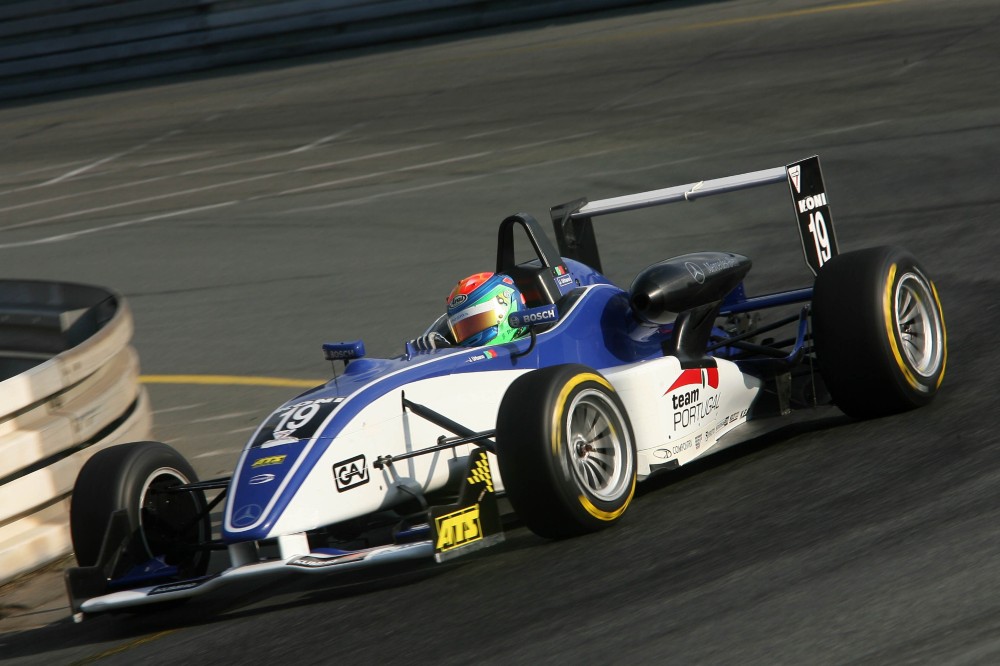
xmin=65 ymin=156 xmax=947 ymax=619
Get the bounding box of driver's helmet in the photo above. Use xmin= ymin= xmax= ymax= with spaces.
xmin=445 ymin=272 xmax=525 ymax=347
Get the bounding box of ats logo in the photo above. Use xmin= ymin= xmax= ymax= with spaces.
xmin=252 ymin=455 xmax=286 ymax=468
xmin=435 ymin=505 xmax=482 ymax=553
xmin=666 ymin=367 xmax=720 ymax=431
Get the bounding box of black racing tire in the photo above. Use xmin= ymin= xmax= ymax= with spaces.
xmin=70 ymin=441 xmax=211 ymax=580
xmin=812 ymin=246 xmax=947 ymax=419
xmin=496 ymin=364 xmax=637 ymax=539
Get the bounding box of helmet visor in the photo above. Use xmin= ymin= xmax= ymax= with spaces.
xmin=448 ymin=300 xmax=502 ymax=344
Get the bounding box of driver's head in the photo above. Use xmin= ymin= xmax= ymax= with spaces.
xmin=445 ymin=272 xmax=524 ymax=346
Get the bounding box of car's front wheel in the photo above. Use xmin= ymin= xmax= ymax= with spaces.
xmin=70 ymin=441 xmax=211 ymax=580
xmin=496 ymin=364 xmax=637 ymax=539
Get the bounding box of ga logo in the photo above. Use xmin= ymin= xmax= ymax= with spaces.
xmin=333 ymin=454 xmax=369 ymax=492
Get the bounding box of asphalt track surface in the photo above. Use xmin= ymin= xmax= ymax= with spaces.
xmin=1 ymin=0 xmax=999 ymax=662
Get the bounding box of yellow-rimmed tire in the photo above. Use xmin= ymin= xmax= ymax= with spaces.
xmin=496 ymin=364 xmax=637 ymax=539
xmin=812 ymin=246 xmax=947 ymax=419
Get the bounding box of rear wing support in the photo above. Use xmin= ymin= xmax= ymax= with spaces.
xmin=550 ymin=156 xmax=837 ymax=276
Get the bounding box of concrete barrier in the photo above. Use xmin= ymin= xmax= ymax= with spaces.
xmin=0 ymin=281 xmax=151 ymax=585
xmin=0 ymin=0 xmax=655 ymax=100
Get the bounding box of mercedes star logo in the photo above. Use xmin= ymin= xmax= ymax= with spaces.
xmin=685 ymin=261 xmax=706 ymax=284
xmin=232 ymin=503 xmax=262 ymax=527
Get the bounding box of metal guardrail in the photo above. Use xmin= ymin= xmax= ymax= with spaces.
xmin=0 ymin=0 xmax=654 ymax=100
xmin=0 ymin=281 xmax=151 ymax=585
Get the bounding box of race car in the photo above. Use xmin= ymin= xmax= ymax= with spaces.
xmin=65 ymin=156 xmax=946 ymax=619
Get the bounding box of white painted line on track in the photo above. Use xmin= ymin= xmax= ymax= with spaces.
xmin=462 ymin=122 xmax=543 ymax=139
xmin=252 ymin=150 xmax=491 ymax=200
xmin=151 ymin=403 xmax=207 ymax=415
xmin=38 ymin=129 xmax=184 ymax=186
xmin=137 ymin=150 xmax=218 ymax=167
xmin=0 ymin=158 xmax=94 ymax=184
xmin=191 ymin=411 xmax=259 ymax=423
xmin=0 ymin=143 xmax=434 ymax=219
xmin=289 ymin=128 xmax=357 ymax=154
xmin=288 ymin=147 xmax=621 ymax=212
xmin=0 ymin=139 xmax=623 ymax=249
xmin=193 ymin=449 xmax=238 ymax=459
xmin=225 ymin=426 xmax=259 ymax=435
xmin=0 ymin=201 xmax=237 ymax=249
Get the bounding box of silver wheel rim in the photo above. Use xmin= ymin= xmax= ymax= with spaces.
xmin=566 ymin=389 xmax=633 ymax=502
xmin=895 ymin=272 xmax=943 ymax=377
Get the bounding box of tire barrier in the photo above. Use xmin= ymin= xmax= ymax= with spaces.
xmin=0 ymin=281 xmax=151 ymax=585
xmin=0 ymin=0 xmax=654 ymax=100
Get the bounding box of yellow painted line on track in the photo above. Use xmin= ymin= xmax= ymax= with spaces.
xmin=141 ymin=375 xmax=323 ymax=388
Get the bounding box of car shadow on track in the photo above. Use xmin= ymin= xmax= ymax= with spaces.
xmin=0 ymin=412 xmax=854 ymax=662
xmin=636 ymin=411 xmax=854 ymax=498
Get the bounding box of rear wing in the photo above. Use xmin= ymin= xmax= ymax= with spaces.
xmin=550 ymin=156 xmax=838 ymax=277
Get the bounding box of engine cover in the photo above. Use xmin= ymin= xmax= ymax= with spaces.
xmin=629 ymin=252 xmax=751 ymax=324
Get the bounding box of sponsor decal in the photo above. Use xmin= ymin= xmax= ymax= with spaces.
xmin=671 ymin=439 xmax=694 ymax=455
xmin=252 ymin=455 xmax=286 ymax=468
xmin=788 ymin=164 xmax=802 ymax=193
xmin=672 ymin=387 xmax=699 ymax=409
xmin=666 ymin=368 xmax=721 ymax=431
xmin=323 ymin=342 xmax=364 ymax=361
xmin=466 ymin=349 xmax=498 ymax=363
xmin=695 ymin=434 xmax=702 ymax=450
xmin=450 ymin=293 xmax=468 ymax=307
xmin=333 ymin=454 xmax=369 ymax=492
xmin=249 ymin=473 xmax=275 ymax=485
xmin=232 ymin=503 xmax=262 ymax=527
xmin=685 ymin=261 xmax=706 ymax=284
xmin=702 ymin=256 xmax=738 ymax=274
xmin=686 ymin=257 xmax=739 ymax=284
xmin=556 ymin=273 xmax=574 ymax=288
xmin=435 ymin=505 xmax=482 ymax=553
xmin=467 ymin=455 xmax=495 ymax=492
xmin=796 ymin=192 xmax=828 ymax=214
xmin=508 ymin=304 xmax=558 ymax=328
xmin=666 ymin=367 xmax=719 ymax=392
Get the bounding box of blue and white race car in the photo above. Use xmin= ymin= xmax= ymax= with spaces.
xmin=66 ymin=156 xmax=947 ymax=618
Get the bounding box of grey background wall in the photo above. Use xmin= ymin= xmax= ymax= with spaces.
xmin=0 ymin=0 xmax=657 ymax=100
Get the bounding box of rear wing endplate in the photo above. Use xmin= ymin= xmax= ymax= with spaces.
xmin=550 ymin=155 xmax=838 ymax=276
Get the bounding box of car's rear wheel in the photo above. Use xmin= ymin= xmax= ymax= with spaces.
xmin=496 ymin=364 xmax=637 ymax=538
xmin=70 ymin=441 xmax=211 ymax=580
xmin=812 ymin=246 xmax=947 ymax=418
